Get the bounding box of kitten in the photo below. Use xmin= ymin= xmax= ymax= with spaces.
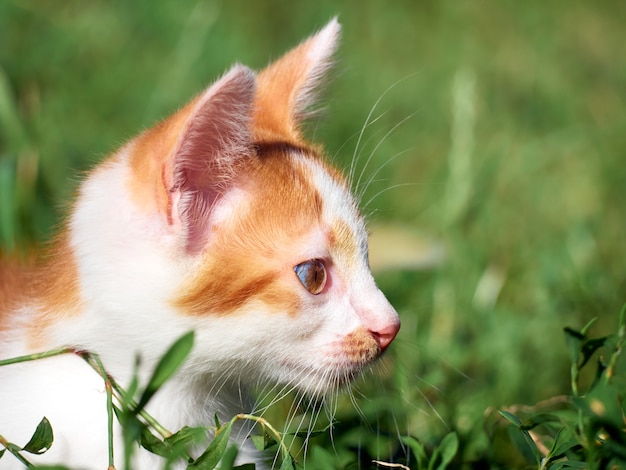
xmin=0 ymin=18 xmax=400 ymax=469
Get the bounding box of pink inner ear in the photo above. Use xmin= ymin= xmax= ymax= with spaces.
xmin=170 ymin=65 xmax=256 ymax=253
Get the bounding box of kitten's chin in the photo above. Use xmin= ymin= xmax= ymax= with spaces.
xmin=275 ymin=362 xmax=369 ymax=398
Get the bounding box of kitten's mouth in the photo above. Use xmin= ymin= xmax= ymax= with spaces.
xmin=341 ymin=328 xmax=383 ymax=365
xmin=271 ymin=331 xmax=384 ymax=396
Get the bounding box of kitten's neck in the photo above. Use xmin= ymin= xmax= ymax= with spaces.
xmin=147 ymin=372 xmax=255 ymax=430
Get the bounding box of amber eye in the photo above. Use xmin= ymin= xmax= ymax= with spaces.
xmin=294 ymin=259 xmax=327 ymax=295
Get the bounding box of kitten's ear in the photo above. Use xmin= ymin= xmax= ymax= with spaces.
xmin=158 ymin=65 xmax=255 ymax=253
xmin=253 ymin=18 xmax=341 ymax=143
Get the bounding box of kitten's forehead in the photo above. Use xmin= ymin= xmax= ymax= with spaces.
xmin=254 ymin=143 xmax=366 ymax=250
xmin=296 ymin=152 xmax=367 ymax=264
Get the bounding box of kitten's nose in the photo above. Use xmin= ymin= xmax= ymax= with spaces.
xmin=372 ymin=319 xmax=401 ymax=351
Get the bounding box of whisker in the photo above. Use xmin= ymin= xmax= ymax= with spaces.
xmin=389 ymin=410 xmax=410 ymax=463
xmin=334 ymin=111 xmax=388 ymax=175
xmin=350 ymin=101 xmax=389 ymax=189
xmin=363 ymin=182 xmax=419 ymax=213
xmin=355 ymin=112 xmax=418 ymax=204
xmin=253 ymin=380 xmax=298 ymax=416
xmin=349 ymin=73 xmax=419 ymax=186
xmin=359 ymin=146 xmax=414 ymax=205
xmin=413 ymin=382 xmax=449 ymax=430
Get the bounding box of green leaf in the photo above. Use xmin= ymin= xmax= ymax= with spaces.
xmin=546 ymin=426 xmax=577 ymax=460
xmin=580 ymin=317 xmax=598 ymax=336
xmin=289 ymin=422 xmax=333 ymax=439
xmin=165 ymin=426 xmax=207 ymax=449
xmin=125 ymin=356 xmax=141 ymax=403
xmin=550 ymin=462 xmax=587 ymax=469
xmin=251 ymin=429 xmax=282 ymax=452
xmin=498 ymin=410 xmax=522 ymax=427
xmin=216 ymin=444 xmax=240 ymax=469
xmin=579 ymin=336 xmax=609 ymax=369
xmin=279 ymin=453 xmax=295 ymax=470
xmin=187 ymin=418 xmax=234 ymax=469
xmin=137 ymin=331 xmax=195 ymax=411
xmin=433 ymin=432 xmax=458 ymax=470
xmin=0 ymin=448 xmax=5 ymax=459
xmin=564 ymin=327 xmax=584 ymax=367
xmin=22 ymin=417 xmax=54 ymax=455
xmin=140 ymin=426 xmax=206 ymax=461
xmin=140 ymin=428 xmax=169 ymax=457
xmin=121 ymin=413 xmax=146 ymax=468
xmin=250 ymin=434 xmax=269 ymax=450
xmin=518 ymin=412 xmax=562 ymax=431
xmin=400 ymin=435 xmax=427 ymax=468
xmin=506 ymin=425 xmax=541 ymax=465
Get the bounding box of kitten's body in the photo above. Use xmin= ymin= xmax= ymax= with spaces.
xmin=0 ymin=20 xmax=400 ymax=469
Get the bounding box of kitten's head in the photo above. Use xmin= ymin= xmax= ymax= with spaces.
xmin=120 ymin=19 xmax=400 ymax=396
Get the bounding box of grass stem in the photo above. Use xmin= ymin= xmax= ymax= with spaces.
xmin=86 ymin=353 xmax=116 ymax=470
xmin=0 ymin=435 xmax=34 ymax=467
xmin=0 ymin=347 xmax=74 ymax=367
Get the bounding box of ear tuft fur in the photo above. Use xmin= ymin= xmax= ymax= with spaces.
xmin=292 ymin=17 xmax=341 ymax=122
xmin=253 ymin=18 xmax=341 ymax=143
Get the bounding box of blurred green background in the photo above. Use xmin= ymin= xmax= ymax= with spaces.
xmin=1 ymin=0 xmax=625 ymax=467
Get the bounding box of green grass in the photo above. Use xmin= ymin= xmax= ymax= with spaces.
xmin=1 ymin=0 xmax=625 ymax=468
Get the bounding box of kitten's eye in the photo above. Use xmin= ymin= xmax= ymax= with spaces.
xmin=294 ymin=259 xmax=327 ymax=295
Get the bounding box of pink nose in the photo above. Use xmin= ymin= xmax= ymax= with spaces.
xmin=371 ymin=319 xmax=401 ymax=351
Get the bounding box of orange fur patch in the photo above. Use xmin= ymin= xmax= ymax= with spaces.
xmin=176 ymin=145 xmax=323 ymax=317
xmin=0 ymin=234 xmax=82 ymax=349
xmin=342 ymin=327 xmax=380 ymax=364
xmin=126 ymin=98 xmax=200 ymax=217
xmin=27 ymin=235 xmax=83 ymax=348
xmin=253 ymin=31 xmax=322 ymax=144
xmin=0 ymin=255 xmax=28 ymax=333
xmin=328 ymin=219 xmax=358 ymax=269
